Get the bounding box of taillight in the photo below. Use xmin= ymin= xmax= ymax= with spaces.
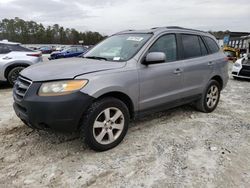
xmin=26 ymin=53 xmax=41 ymax=57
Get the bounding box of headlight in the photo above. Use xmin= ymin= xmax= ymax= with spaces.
xmin=234 ymin=62 xmax=241 ymax=67
xmin=38 ymin=80 xmax=88 ymax=96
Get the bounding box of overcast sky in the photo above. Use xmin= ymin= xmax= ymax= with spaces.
xmin=0 ymin=0 xmax=249 ymax=35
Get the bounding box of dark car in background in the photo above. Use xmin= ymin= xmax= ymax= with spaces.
xmin=38 ymin=46 xmax=54 ymax=54
xmin=49 ymin=46 xmax=88 ymax=60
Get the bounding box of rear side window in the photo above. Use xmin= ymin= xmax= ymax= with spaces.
xmin=203 ymin=36 xmax=220 ymax=53
xmin=198 ymin=37 xmax=208 ymax=55
xmin=7 ymin=45 xmax=33 ymax=52
xmin=149 ymin=34 xmax=177 ymax=62
xmin=0 ymin=44 xmax=11 ymax=54
xmin=181 ymin=34 xmax=201 ymax=59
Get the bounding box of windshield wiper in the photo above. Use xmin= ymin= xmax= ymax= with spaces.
xmin=85 ymin=56 xmax=107 ymax=61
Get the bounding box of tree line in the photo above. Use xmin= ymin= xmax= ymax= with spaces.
xmin=0 ymin=17 xmax=232 ymax=45
xmin=209 ymin=31 xmax=230 ymax=39
xmin=0 ymin=17 xmax=106 ymax=45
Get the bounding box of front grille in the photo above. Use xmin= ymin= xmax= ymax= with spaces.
xmin=13 ymin=76 xmax=32 ymax=101
xmin=242 ymin=65 xmax=250 ymax=70
xmin=239 ymin=68 xmax=250 ymax=77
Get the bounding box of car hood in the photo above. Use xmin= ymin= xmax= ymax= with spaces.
xmin=20 ymin=58 xmax=126 ymax=82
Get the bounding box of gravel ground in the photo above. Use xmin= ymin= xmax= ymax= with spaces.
xmin=0 ymin=63 xmax=250 ymax=188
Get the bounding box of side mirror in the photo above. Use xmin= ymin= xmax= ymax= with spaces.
xmin=142 ymin=52 xmax=166 ymax=65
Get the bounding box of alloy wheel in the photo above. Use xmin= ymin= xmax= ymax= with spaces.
xmin=93 ymin=107 xmax=125 ymax=145
xmin=206 ymin=85 xmax=219 ymax=108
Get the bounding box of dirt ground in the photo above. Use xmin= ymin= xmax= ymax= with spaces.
xmin=0 ymin=63 xmax=250 ymax=188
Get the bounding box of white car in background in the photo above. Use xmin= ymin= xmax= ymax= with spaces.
xmin=0 ymin=40 xmax=42 ymax=85
xmin=232 ymin=54 xmax=250 ymax=79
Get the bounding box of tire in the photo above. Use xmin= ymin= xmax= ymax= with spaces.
xmin=195 ymin=80 xmax=221 ymax=113
xmin=7 ymin=66 xmax=25 ymax=85
xmin=80 ymin=97 xmax=130 ymax=151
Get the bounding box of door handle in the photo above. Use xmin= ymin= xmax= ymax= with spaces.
xmin=208 ymin=61 xmax=214 ymax=66
xmin=2 ymin=56 xmax=12 ymax=60
xmin=173 ymin=68 xmax=182 ymax=74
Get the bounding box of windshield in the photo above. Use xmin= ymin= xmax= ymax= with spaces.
xmin=84 ymin=33 xmax=152 ymax=61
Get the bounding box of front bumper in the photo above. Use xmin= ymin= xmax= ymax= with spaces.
xmin=13 ymin=82 xmax=94 ymax=132
xmin=232 ymin=65 xmax=250 ymax=79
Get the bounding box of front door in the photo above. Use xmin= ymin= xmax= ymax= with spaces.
xmin=138 ymin=34 xmax=183 ymax=111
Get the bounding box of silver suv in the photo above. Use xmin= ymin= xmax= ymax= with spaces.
xmin=0 ymin=40 xmax=42 ymax=85
xmin=13 ymin=27 xmax=229 ymax=151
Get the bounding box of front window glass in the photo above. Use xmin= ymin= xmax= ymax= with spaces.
xmin=62 ymin=47 xmax=76 ymax=53
xmin=149 ymin=34 xmax=177 ymax=62
xmin=84 ymin=34 xmax=152 ymax=61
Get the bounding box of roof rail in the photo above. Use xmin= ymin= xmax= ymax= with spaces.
xmin=115 ymin=29 xmax=134 ymax=34
xmin=166 ymin=26 xmax=184 ymax=29
xmin=151 ymin=27 xmax=160 ymax=30
xmin=150 ymin=26 xmax=206 ymax=33
xmin=166 ymin=26 xmax=207 ymax=33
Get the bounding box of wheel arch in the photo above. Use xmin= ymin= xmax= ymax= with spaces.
xmin=95 ymin=91 xmax=135 ymax=119
xmin=4 ymin=62 xmax=30 ymax=79
xmin=210 ymin=75 xmax=223 ymax=90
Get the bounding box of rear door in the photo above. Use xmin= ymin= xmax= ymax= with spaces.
xmin=138 ymin=34 xmax=183 ymax=111
xmin=0 ymin=44 xmax=11 ymax=58
xmin=179 ymin=34 xmax=212 ymax=97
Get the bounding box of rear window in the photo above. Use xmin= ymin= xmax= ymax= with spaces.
xmin=203 ymin=36 xmax=220 ymax=54
xmin=181 ymin=34 xmax=202 ymax=59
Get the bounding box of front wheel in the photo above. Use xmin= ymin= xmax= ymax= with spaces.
xmin=80 ymin=97 xmax=130 ymax=151
xmin=7 ymin=66 xmax=25 ymax=85
xmin=195 ymin=80 xmax=221 ymax=113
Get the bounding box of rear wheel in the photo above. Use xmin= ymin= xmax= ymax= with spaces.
xmin=195 ymin=80 xmax=221 ymax=113
xmin=80 ymin=97 xmax=129 ymax=151
xmin=7 ymin=66 xmax=25 ymax=85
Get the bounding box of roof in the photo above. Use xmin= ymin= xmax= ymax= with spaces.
xmin=115 ymin=26 xmax=209 ymax=36
xmin=0 ymin=40 xmax=21 ymax=45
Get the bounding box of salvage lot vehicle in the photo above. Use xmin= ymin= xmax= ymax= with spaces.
xmin=49 ymin=46 xmax=88 ymax=60
xmin=13 ymin=27 xmax=228 ymax=151
xmin=232 ymin=53 xmax=250 ymax=79
xmin=38 ymin=46 xmax=54 ymax=54
xmin=223 ymin=44 xmax=241 ymax=60
xmin=0 ymin=40 xmax=42 ymax=85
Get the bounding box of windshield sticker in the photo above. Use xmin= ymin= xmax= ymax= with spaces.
xmin=113 ymin=57 xmax=121 ymax=61
xmin=127 ymin=37 xmax=144 ymax=42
